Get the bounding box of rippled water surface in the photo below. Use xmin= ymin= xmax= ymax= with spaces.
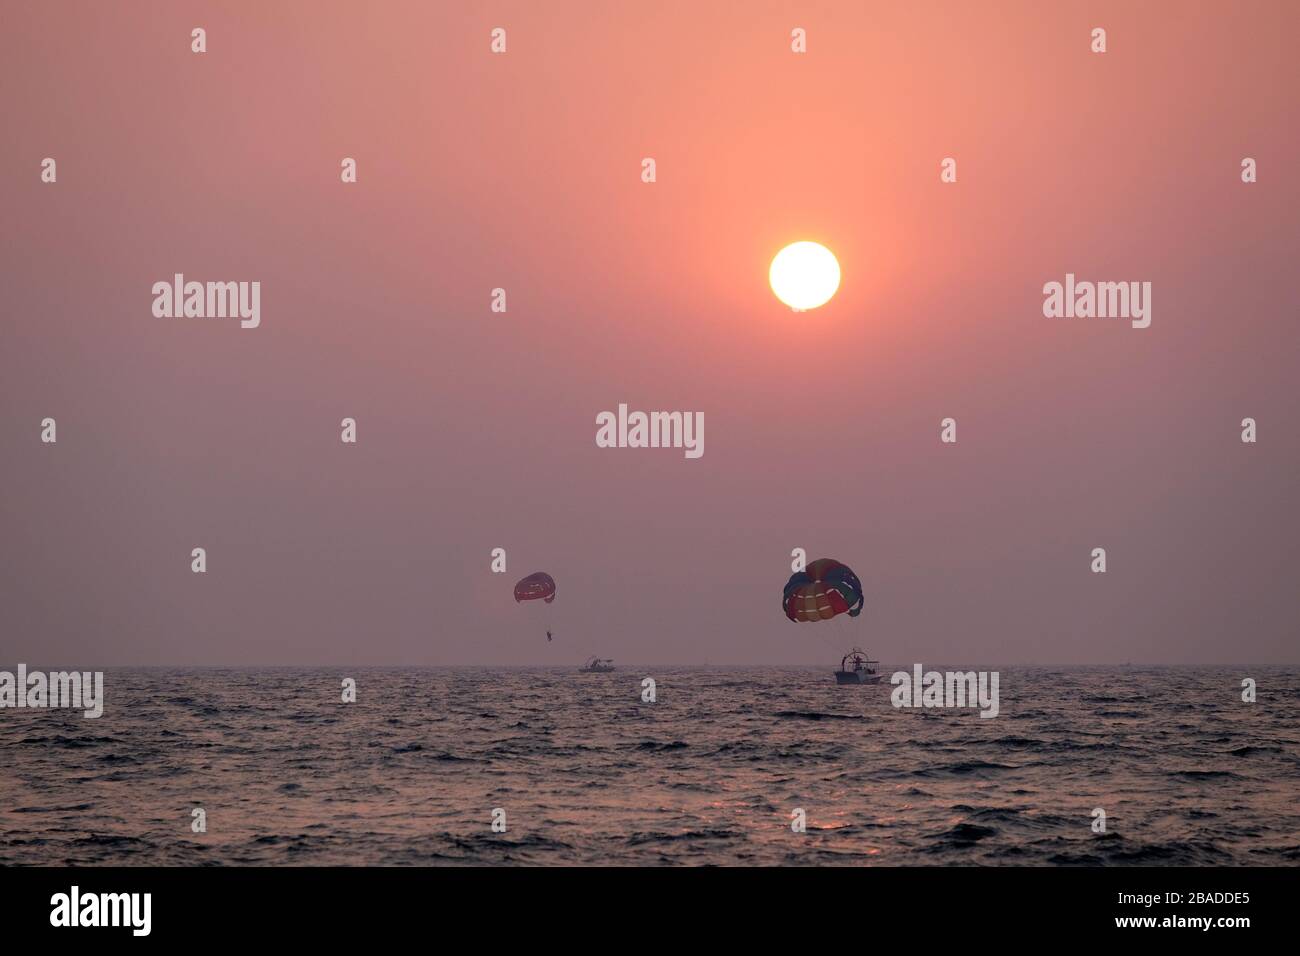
xmin=2 ymin=666 xmax=1298 ymax=865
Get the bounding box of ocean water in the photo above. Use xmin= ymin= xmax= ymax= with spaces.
xmin=2 ymin=666 xmax=1298 ymax=866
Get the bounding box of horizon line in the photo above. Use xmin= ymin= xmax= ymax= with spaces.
xmin=5 ymin=661 xmax=1297 ymax=669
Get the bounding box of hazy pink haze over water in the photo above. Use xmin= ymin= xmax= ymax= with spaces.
xmin=2 ymin=2 xmax=1297 ymax=665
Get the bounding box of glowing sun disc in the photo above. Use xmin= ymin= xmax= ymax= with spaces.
xmin=769 ymin=241 xmax=841 ymax=310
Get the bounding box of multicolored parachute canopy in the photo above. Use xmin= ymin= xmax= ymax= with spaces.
xmin=782 ymin=558 xmax=864 ymax=622
xmin=514 ymin=572 xmax=556 ymax=604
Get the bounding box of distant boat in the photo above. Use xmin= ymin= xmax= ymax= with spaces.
xmin=579 ymin=656 xmax=615 ymax=673
xmin=834 ymin=647 xmax=881 ymax=685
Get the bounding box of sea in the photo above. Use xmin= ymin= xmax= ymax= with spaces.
xmin=2 ymin=666 xmax=1298 ymax=865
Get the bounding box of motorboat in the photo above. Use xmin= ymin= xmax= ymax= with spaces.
xmin=834 ymin=647 xmax=881 ymax=685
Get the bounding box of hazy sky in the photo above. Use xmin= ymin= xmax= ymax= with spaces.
xmin=3 ymin=2 xmax=1297 ymax=665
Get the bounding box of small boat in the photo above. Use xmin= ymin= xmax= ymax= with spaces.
xmin=834 ymin=647 xmax=881 ymax=685
xmin=579 ymin=656 xmax=615 ymax=673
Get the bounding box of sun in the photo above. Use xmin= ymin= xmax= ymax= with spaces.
xmin=769 ymin=241 xmax=840 ymax=311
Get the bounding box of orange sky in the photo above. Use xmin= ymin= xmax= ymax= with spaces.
xmin=2 ymin=1 xmax=1297 ymax=664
